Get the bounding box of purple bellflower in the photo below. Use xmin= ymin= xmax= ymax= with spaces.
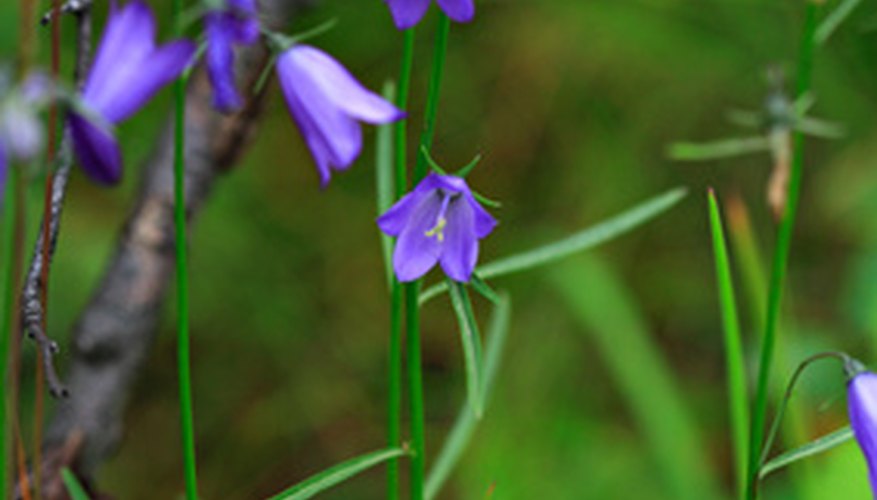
xmin=0 ymin=71 xmax=53 ymax=198
xmin=71 ymin=0 xmax=196 ymax=185
xmin=377 ymin=173 xmax=497 ymax=282
xmin=275 ymin=44 xmax=404 ymax=186
xmin=205 ymin=0 xmax=260 ymax=112
xmin=849 ymin=370 xmax=877 ymax=494
xmin=384 ymin=0 xmax=475 ymax=30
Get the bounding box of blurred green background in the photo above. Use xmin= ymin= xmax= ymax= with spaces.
xmin=3 ymin=0 xmax=877 ymax=498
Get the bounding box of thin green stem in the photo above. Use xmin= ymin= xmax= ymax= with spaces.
xmin=414 ymin=14 xmax=450 ymax=182
xmin=173 ymin=0 xmax=198 ymax=498
xmin=746 ymin=3 xmax=821 ymax=499
xmin=387 ymin=29 xmax=415 ymax=500
xmin=1 ymin=167 xmax=20 ymax=500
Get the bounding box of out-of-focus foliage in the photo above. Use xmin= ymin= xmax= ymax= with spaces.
xmin=3 ymin=0 xmax=877 ymax=498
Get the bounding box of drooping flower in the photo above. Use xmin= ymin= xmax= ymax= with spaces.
xmin=849 ymin=370 xmax=877 ymax=494
xmin=205 ymin=0 xmax=260 ymax=112
xmin=70 ymin=0 xmax=196 ymax=184
xmin=377 ymin=173 xmax=497 ymax=282
xmin=275 ymin=44 xmax=404 ymax=186
xmin=383 ymin=0 xmax=475 ymax=30
xmin=0 ymin=71 xmax=52 ymax=198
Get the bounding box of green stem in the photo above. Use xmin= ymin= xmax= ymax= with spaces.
xmin=387 ymin=29 xmax=415 ymax=500
xmin=746 ymin=3 xmax=821 ymax=499
xmin=1 ymin=167 xmax=20 ymax=500
xmin=173 ymin=0 xmax=198 ymax=497
xmin=407 ymin=14 xmax=452 ymax=500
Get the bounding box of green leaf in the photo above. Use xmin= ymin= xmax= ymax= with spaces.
xmin=420 ymin=187 xmax=687 ymax=304
xmin=816 ymin=0 xmax=863 ymax=44
xmin=61 ymin=468 xmax=90 ymax=500
xmin=376 ymin=82 xmax=397 ymax=290
xmin=268 ymin=447 xmax=408 ymax=500
xmin=759 ymin=426 xmax=855 ymax=480
xmin=425 ymin=293 xmax=512 ymax=500
xmin=470 ymin=273 xmax=501 ymax=305
xmin=448 ymin=280 xmax=485 ymax=418
xmin=668 ymin=137 xmax=770 ymax=161
xmin=707 ymin=189 xmax=750 ymax=499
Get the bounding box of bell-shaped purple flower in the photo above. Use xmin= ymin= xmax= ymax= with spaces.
xmin=205 ymin=0 xmax=260 ymax=112
xmin=71 ymin=0 xmax=196 ymax=185
xmin=850 ymin=371 xmax=877 ymax=493
xmin=276 ymin=44 xmax=404 ymax=186
xmin=384 ymin=0 xmax=475 ymax=30
xmin=377 ymin=173 xmax=497 ymax=282
xmin=0 ymin=71 xmax=52 ymax=198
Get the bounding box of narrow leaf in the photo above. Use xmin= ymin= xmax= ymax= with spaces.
xmin=471 ymin=273 xmax=501 ymax=305
xmin=707 ymin=189 xmax=750 ymax=499
xmin=376 ymin=82 xmax=397 ymax=290
xmin=759 ymin=427 xmax=854 ymax=480
xmin=816 ymin=0 xmax=863 ymax=44
xmin=61 ymin=468 xmax=90 ymax=500
xmin=420 ymin=187 xmax=687 ymax=304
xmin=668 ymin=137 xmax=770 ymax=161
xmin=269 ymin=447 xmax=408 ymax=500
xmin=425 ymin=293 xmax=512 ymax=500
xmin=448 ymin=280 xmax=485 ymax=418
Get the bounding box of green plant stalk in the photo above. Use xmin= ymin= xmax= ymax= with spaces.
xmin=747 ymin=3 xmax=821 ymax=498
xmin=1 ymin=167 xmax=21 ymax=500
xmin=707 ymin=190 xmax=749 ymax=500
xmin=408 ymin=14 xmax=452 ymax=500
xmin=173 ymin=0 xmax=198 ymax=498
xmin=387 ymin=29 xmax=415 ymax=500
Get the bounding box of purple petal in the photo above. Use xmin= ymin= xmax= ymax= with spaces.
xmin=285 ymin=46 xmax=404 ymax=124
xmin=439 ymin=198 xmax=478 ymax=282
xmin=384 ymin=0 xmax=431 ymax=29
xmin=464 ymin=192 xmax=497 ymax=238
xmin=436 ymin=0 xmax=475 ymax=23
xmin=377 ymin=188 xmax=431 ymax=236
xmin=0 ymin=102 xmax=43 ymax=162
xmin=393 ymin=192 xmax=444 ymax=282
xmin=206 ymin=14 xmax=242 ymax=112
xmin=850 ymin=373 xmax=877 ymax=492
xmin=69 ymin=114 xmax=123 ymax=185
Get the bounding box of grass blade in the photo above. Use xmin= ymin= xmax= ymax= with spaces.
xmin=61 ymin=468 xmax=89 ymax=500
xmin=816 ymin=0 xmax=863 ymax=44
xmin=420 ymin=187 xmax=688 ymax=304
xmin=707 ymin=189 xmax=750 ymax=500
xmin=448 ymin=280 xmax=485 ymax=418
xmin=759 ymin=427 xmax=854 ymax=480
xmin=551 ymin=255 xmax=722 ymax=500
xmin=269 ymin=447 xmax=408 ymax=500
xmin=668 ymin=137 xmax=770 ymax=161
xmin=425 ymin=293 xmax=511 ymax=500
xmin=376 ymin=81 xmax=397 ymax=291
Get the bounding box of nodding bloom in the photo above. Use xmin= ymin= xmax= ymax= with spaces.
xmin=849 ymin=370 xmax=877 ymax=493
xmin=205 ymin=0 xmax=260 ymax=112
xmin=383 ymin=0 xmax=475 ymax=30
xmin=71 ymin=0 xmax=196 ymax=184
xmin=0 ymin=71 xmax=52 ymax=197
xmin=377 ymin=173 xmax=497 ymax=282
xmin=275 ymin=44 xmax=404 ymax=186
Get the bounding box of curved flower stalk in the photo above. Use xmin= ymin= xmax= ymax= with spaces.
xmin=275 ymin=44 xmax=405 ymax=186
xmin=849 ymin=369 xmax=877 ymax=493
xmin=377 ymin=173 xmax=497 ymax=282
xmin=205 ymin=0 xmax=260 ymax=112
xmin=383 ymin=0 xmax=474 ymax=30
xmin=71 ymin=0 xmax=195 ymax=184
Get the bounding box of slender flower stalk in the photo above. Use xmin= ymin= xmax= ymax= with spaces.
xmin=747 ymin=2 xmax=822 ymax=498
xmin=173 ymin=0 xmax=198 ymax=498
xmin=0 ymin=164 xmax=20 ymax=500
xmin=387 ymin=27 xmax=416 ymax=500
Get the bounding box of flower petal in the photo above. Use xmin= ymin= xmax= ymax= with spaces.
xmin=435 ymin=0 xmax=475 ymax=23
xmin=384 ymin=0 xmax=431 ymax=30
xmin=851 ymin=373 xmax=877 ymax=492
xmin=206 ymin=13 xmax=242 ymax=112
xmin=286 ymin=45 xmax=405 ymax=124
xmin=464 ymin=191 xmax=497 ymax=238
xmin=377 ymin=188 xmax=431 ymax=236
xmin=439 ymin=197 xmax=477 ymax=282
xmin=394 ymin=192 xmax=444 ymax=282
xmin=69 ymin=114 xmax=123 ymax=185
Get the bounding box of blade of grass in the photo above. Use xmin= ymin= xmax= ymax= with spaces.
xmin=550 ymin=255 xmax=722 ymax=500
xmin=707 ymin=189 xmax=750 ymax=500
xmin=447 ymin=280 xmax=485 ymax=418
xmin=668 ymin=137 xmax=770 ymax=161
xmin=61 ymin=469 xmax=89 ymax=500
xmin=419 ymin=187 xmax=688 ymax=304
xmin=815 ymin=0 xmax=863 ymax=44
xmin=269 ymin=447 xmax=408 ymax=500
xmin=759 ymin=427 xmax=854 ymax=480
xmin=376 ymin=81 xmax=397 ymax=290
xmin=0 ymin=167 xmax=20 ymax=500
xmin=425 ymin=293 xmax=511 ymax=500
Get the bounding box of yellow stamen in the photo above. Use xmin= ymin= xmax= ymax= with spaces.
xmin=424 ymin=217 xmax=447 ymax=243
